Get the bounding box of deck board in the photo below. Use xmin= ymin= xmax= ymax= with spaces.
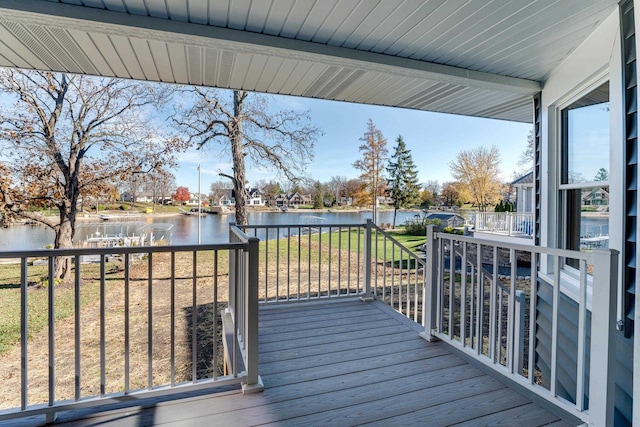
xmin=38 ymin=298 xmax=580 ymax=426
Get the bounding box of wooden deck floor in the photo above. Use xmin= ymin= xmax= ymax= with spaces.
xmin=25 ymin=298 xmax=579 ymax=426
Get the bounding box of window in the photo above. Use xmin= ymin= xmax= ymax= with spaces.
xmin=559 ymin=82 xmax=609 ymax=268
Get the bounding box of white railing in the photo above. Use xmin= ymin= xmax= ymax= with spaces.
xmin=239 ymin=220 xmax=425 ymax=323
xmin=422 ymin=225 xmax=618 ymax=426
xmin=475 ymin=212 xmax=534 ymax=237
xmin=0 ymin=235 xmax=261 ymax=423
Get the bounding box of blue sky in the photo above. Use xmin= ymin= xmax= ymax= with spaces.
xmin=174 ymin=91 xmax=533 ymax=193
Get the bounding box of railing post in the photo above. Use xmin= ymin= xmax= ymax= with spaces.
xmin=360 ymin=219 xmax=375 ymax=302
xmin=508 ymin=213 xmax=514 ymax=236
xmin=513 ymin=290 xmax=525 ymax=375
xmin=587 ymin=249 xmax=618 ymax=426
xmin=228 ymin=223 xmax=237 ymax=311
xmin=242 ymin=236 xmax=263 ymax=393
xmin=420 ymin=225 xmax=440 ymax=342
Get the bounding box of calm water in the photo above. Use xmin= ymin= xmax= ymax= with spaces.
xmin=0 ymin=210 xmax=422 ymax=251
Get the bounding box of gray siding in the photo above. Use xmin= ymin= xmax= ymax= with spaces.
xmin=535 ymin=278 xmax=632 ymax=426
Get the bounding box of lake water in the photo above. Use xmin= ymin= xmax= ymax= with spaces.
xmin=0 ymin=210 xmax=423 ymax=251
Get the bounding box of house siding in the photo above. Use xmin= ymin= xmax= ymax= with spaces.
xmin=535 ymin=277 xmax=632 ymax=425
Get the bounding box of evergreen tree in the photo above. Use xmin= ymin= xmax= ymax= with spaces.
xmin=386 ymin=135 xmax=421 ymax=227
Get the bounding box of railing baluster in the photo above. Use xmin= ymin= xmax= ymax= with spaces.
xmin=276 ymin=227 xmax=280 ymax=300
xmin=508 ymin=248 xmax=516 ymax=372
xmin=328 ymin=227 xmax=332 ymax=297
xmin=170 ymin=251 xmax=176 ymax=386
xmin=48 ymin=256 xmax=55 ymax=409
xmin=383 ymin=234 xmax=387 ymax=301
xmin=448 ymin=237 xmax=454 ymax=339
xmin=20 ymin=257 xmax=28 ymax=410
xmin=576 ymin=259 xmax=587 ymax=411
xmin=437 ymin=237 xmax=444 ymax=332
xmin=100 ymin=254 xmax=106 ymax=397
xmin=308 ymin=226 xmax=312 ymax=298
xmin=391 ymin=242 xmax=395 ymax=308
xmin=124 ymin=253 xmax=130 ymax=393
xmin=213 ymin=251 xmax=218 ymax=380
xmin=550 ymin=254 xmax=560 ymax=397
xmin=489 ymin=246 xmax=497 ymax=362
xmin=338 ymin=227 xmax=342 ymax=295
xmin=414 ymin=251 xmax=419 ymax=323
xmin=318 ymin=226 xmax=322 ymax=297
xmin=192 ymin=251 xmax=197 ymax=383
xmin=461 ymin=243 xmax=467 ymax=347
xmin=287 ymin=227 xmax=291 ymax=300
xmin=147 ymin=252 xmax=153 ymax=390
xmin=357 ymin=226 xmax=361 ymax=294
xmin=528 ymin=251 xmax=537 ymax=384
xmin=297 ymin=226 xmax=301 ymax=300
xmin=469 ymin=264 xmax=475 ymax=349
xmin=348 ymin=227 xmax=351 ymax=294
xmin=75 ymin=255 xmax=81 ymax=400
xmin=264 ymin=229 xmax=268 ymax=302
xmin=476 ymin=244 xmax=483 ymax=356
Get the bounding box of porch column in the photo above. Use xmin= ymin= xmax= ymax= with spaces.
xmin=420 ymin=225 xmax=440 ymax=341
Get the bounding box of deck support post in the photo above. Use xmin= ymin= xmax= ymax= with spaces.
xmin=243 ymin=236 xmax=264 ymax=393
xmin=360 ymin=219 xmax=375 ymax=302
xmin=587 ymin=249 xmax=618 ymax=426
xmin=420 ymin=225 xmax=440 ymax=342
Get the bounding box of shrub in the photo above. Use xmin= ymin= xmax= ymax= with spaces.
xmin=442 ymin=226 xmax=464 ymax=235
xmin=403 ymin=217 xmax=441 ymax=235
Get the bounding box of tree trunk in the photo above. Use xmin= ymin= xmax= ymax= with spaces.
xmin=53 ymin=204 xmax=75 ymax=280
xmin=393 ymin=208 xmax=397 ymax=228
xmin=232 ymin=91 xmax=248 ymax=226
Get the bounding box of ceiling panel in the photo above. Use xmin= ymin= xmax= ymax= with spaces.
xmin=0 ymin=0 xmax=620 ymax=123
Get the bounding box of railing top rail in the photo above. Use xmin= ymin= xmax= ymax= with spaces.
xmin=238 ymin=222 xmax=367 ymax=229
xmin=433 ymin=229 xmax=616 ymax=262
xmin=371 ymin=223 xmax=425 ymax=265
xmin=229 ymin=222 xmax=257 ymax=243
xmin=0 ymin=242 xmax=248 ymax=259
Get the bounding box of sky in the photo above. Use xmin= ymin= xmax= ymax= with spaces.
xmin=175 ymin=92 xmax=533 ymax=193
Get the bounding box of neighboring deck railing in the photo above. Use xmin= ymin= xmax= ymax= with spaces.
xmin=422 ymin=225 xmax=618 ymax=426
xmin=0 ymin=231 xmax=261 ymax=423
xmin=474 ymin=212 xmax=534 ymax=237
xmin=238 ymin=220 xmax=425 ymax=323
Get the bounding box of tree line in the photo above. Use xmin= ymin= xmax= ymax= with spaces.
xmin=0 ymin=69 xmax=521 ymax=280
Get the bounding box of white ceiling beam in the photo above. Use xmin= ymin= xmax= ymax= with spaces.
xmin=0 ymin=0 xmax=541 ymax=95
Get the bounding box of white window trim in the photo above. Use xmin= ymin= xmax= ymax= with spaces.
xmin=548 ymin=73 xmax=610 ymax=307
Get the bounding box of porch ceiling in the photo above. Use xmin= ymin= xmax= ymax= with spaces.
xmin=0 ymin=0 xmax=618 ymax=123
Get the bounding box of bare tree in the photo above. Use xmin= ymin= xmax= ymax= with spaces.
xmin=329 ymin=176 xmax=348 ymax=205
xmin=449 ymin=145 xmax=502 ymax=211
xmin=209 ymin=180 xmax=229 ymax=205
xmin=172 ymin=89 xmax=322 ymax=225
xmin=353 ymin=119 xmax=388 ymax=223
xmin=0 ymin=70 xmax=185 ymax=278
xmin=146 ymin=168 xmax=176 ymax=210
xmin=423 ymin=180 xmax=441 ymax=200
xmin=123 ymin=172 xmax=145 ymax=208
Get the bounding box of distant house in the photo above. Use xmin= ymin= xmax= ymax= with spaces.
xmin=425 ymin=213 xmax=465 ymax=228
xmin=187 ymin=192 xmax=208 ymax=206
xmin=247 ymin=188 xmax=265 ymax=206
xmin=337 ymin=196 xmax=353 ymax=206
xmin=288 ymin=192 xmax=313 ymax=206
xmin=119 ymin=191 xmax=155 ymax=203
xmin=582 ymin=187 xmax=609 ymax=206
xmin=511 ymin=171 xmax=534 ymax=213
xmin=217 ymin=188 xmax=265 ymax=207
